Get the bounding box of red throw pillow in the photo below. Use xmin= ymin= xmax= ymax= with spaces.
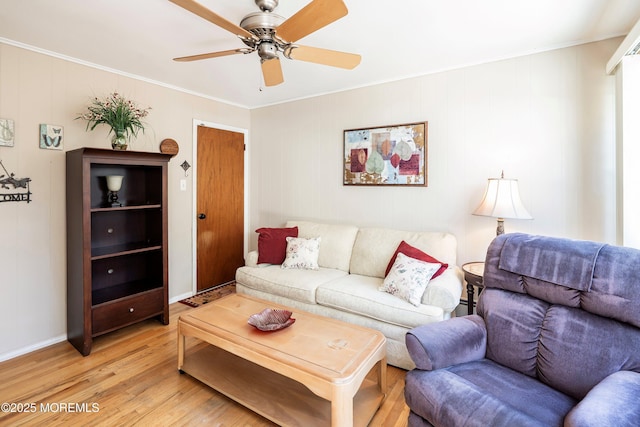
xmin=256 ymin=227 xmax=298 ymax=264
xmin=385 ymin=240 xmax=448 ymax=279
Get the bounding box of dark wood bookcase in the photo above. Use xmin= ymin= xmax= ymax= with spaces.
xmin=66 ymin=148 xmax=173 ymax=356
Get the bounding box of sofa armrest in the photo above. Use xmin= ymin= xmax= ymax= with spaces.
xmin=421 ymin=266 xmax=463 ymax=312
xmin=405 ymin=315 xmax=487 ymax=371
xmin=244 ymin=250 xmax=276 ymax=268
xmin=565 ymin=371 xmax=640 ymax=427
xmin=244 ymin=250 xmax=259 ymax=267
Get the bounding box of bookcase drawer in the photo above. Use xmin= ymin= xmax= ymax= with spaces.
xmin=92 ymin=288 xmax=164 ymax=336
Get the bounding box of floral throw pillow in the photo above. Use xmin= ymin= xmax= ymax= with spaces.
xmin=380 ymin=252 xmax=441 ymax=306
xmin=281 ymin=236 xmax=321 ymax=270
xmin=385 ymin=240 xmax=448 ymax=279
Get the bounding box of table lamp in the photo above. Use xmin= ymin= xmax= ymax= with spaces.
xmin=106 ymin=175 xmax=124 ymax=207
xmin=473 ymin=171 xmax=532 ymax=235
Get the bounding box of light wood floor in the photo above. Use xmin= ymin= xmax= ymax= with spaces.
xmin=0 ymin=301 xmax=410 ymax=426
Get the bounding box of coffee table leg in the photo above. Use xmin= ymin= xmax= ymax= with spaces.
xmin=331 ymin=387 xmax=353 ymax=427
xmin=330 ymin=357 xmax=386 ymax=427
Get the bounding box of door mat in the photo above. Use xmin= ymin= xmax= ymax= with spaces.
xmin=179 ymin=282 xmax=236 ymax=307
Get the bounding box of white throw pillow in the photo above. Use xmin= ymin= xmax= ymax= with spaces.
xmin=380 ymin=252 xmax=441 ymax=306
xmin=281 ymin=236 xmax=321 ymax=270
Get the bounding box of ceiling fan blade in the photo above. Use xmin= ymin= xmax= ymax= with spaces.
xmin=169 ymin=0 xmax=256 ymax=40
xmin=285 ymin=45 xmax=361 ymax=69
xmin=261 ymin=58 xmax=284 ymax=86
xmin=173 ymin=49 xmax=248 ymax=62
xmin=276 ymin=0 xmax=348 ymax=43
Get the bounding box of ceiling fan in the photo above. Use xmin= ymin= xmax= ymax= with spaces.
xmin=169 ymin=0 xmax=361 ymax=87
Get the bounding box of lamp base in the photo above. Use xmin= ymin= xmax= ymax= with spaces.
xmin=496 ymin=218 xmax=505 ymax=236
xmin=108 ymin=191 xmax=122 ymax=208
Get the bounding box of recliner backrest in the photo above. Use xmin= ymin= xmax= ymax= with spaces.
xmin=478 ymin=233 xmax=640 ymax=399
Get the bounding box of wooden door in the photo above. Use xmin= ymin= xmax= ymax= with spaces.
xmin=196 ymin=126 xmax=244 ymax=291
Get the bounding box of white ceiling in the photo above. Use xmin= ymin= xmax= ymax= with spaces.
xmin=1 ymin=0 xmax=639 ymax=109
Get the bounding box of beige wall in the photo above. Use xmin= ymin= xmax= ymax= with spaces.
xmin=249 ymin=38 xmax=620 ymax=264
xmin=0 ymin=37 xmax=622 ymax=360
xmin=0 ymin=42 xmax=250 ymax=360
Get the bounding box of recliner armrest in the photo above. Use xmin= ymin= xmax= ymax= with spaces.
xmin=565 ymin=370 xmax=640 ymax=427
xmin=405 ymin=315 xmax=487 ymax=370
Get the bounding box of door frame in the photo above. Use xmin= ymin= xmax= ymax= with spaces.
xmin=191 ymin=119 xmax=250 ymax=295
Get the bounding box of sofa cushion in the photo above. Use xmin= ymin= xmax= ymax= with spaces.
xmin=479 ymin=288 xmax=548 ymax=378
xmin=385 ymin=240 xmax=448 ymax=279
xmin=350 ymin=227 xmax=457 ymax=278
xmin=316 ymin=275 xmax=445 ymax=329
xmin=281 ymin=236 xmax=321 ymax=270
xmin=255 ymin=226 xmax=298 ymax=264
xmin=286 ymin=221 xmax=358 ymax=272
xmin=405 ymin=359 xmax=577 ymax=427
xmin=478 ymin=287 xmax=640 ymax=400
xmin=380 ymin=253 xmax=441 ymax=306
xmin=236 ymin=265 xmax=348 ymax=304
xmin=537 ymin=305 xmax=640 ymax=400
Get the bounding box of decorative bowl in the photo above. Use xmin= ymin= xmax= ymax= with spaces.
xmin=248 ymin=308 xmax=296 ymax=331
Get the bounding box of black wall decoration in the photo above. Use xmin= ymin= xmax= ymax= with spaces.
xmin=0 ymin=160 xmax=32 ymax=203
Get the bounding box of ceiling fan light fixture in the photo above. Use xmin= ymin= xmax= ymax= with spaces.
xmin=258 ymin=42 xmax=279 ymax=60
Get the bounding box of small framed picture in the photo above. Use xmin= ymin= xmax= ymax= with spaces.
xmin=0 ymin=118 xmax=15 ymax=147
xmin=40 ymin=124 xmax=64 ymax=150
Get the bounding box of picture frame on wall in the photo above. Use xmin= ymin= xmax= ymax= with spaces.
xmin=0 ymin=118 xmax=15 ymax=147
xmin=39 ymin=124 xmax=64 ymax=150
xmin=343 ymin=121 xmax=428 ymax=186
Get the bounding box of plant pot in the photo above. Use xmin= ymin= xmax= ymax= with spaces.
xmin=111 ymin=130 xmax=128 ymax=150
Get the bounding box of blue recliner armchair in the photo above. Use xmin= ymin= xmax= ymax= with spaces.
xmin=404 ymin=233 xmax=640 ymax=427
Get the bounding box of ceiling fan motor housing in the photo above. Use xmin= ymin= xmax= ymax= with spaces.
xmin=240 ymin=10 xmax=287 ymax=60
xmin=240 ymin=12 xmax=285 ymax=39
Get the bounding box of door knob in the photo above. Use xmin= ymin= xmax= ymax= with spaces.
xmin=198 ymin=213 xmax=206 ymax=220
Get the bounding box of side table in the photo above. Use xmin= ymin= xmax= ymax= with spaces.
xmin=462 ymin=262 xmax=485 ymax=315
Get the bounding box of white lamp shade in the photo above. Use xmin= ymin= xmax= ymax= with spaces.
xmin=473 ymin=177 xmax=532 ymax=220
xmin=106 ymin=175 xmax=124 ymax=192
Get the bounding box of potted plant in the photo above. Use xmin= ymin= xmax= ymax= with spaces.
xmin=77 ymin=92 xmax=150 ymax=150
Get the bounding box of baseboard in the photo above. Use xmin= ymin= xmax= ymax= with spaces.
xmin=170 ymin=291 xmax=193 ymax=304
xmin=0 ymin=293 xmax=212 ymax=363
xmin=0 ymin=334 xmax=67 ymax=363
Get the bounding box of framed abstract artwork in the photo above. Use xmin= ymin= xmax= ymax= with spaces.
xmin=343 ymin=121 xmax=428 ymax=186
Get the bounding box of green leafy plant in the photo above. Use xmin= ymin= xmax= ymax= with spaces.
xmin=77 ymin=92 xmax=150 ymax=138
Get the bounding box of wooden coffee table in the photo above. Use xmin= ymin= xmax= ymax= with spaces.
xmin=177 ymin=293 xmax=387 ymax=426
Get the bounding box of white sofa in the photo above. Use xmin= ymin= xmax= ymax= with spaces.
xmin=235 ymin=221 xmax=463 ymax=370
